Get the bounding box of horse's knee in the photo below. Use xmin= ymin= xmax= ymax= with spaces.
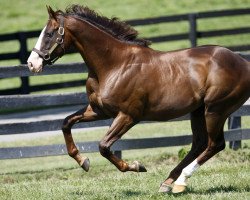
xmin=207 ymin=140 xmax=226 ymax=155
xmin=217 ymin=141 xmax=226 ymax=152
xmin=213 ymin=138 xmax=226 ymax=152
xmin=99 ymin=141 xmax=111 ymax=157
xmin=62 ymin=116 xmax=73 ymax=132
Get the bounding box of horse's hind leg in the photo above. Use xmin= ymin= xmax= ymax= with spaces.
xmin=99 ymin=112 xmax=147 ymax=172
xmin=172 ymin=110 xmax=226 ymax=193
xmin=62 ymin=104 xmax=108 ymax=171
xmin=159 ymin=105 xmax=208 ymax=193
xmin=171 ymin=84 xmax=249 ymax=194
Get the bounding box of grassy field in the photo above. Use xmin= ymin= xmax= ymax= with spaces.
xmin=0 ymin=120 xmax=249 ymax=199
xmin=0 ymin=137 xmax=249 ymax=199
xmin=1 ymin=0 xmax=250 ymax=33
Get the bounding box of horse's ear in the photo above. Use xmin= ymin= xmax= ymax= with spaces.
xmin=46 ymin=5 xmax=56 ymax=20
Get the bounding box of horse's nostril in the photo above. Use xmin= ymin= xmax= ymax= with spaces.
xmin=28 ymin=62 xmax=33 ymax=69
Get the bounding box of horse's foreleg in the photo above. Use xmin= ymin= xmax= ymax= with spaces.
xmin=159 ymin=106 xmax=208 ymax=193
xmin=62 ymin=104 xmax=108 ymax=171
xmin=99 ymin=112 xmax=146 ymax=172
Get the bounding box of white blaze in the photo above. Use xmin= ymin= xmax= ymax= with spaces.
xmin=27 ymin=26 xmax=47 ymax=73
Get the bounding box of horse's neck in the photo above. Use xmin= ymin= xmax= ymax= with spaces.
xmin=68 ymin=18 xmax=129 ymax=79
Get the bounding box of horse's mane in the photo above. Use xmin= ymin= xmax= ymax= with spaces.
xmin=61 ymin=5 xmax=151 ymax=47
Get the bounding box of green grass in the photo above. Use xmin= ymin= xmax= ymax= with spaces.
xmin=1 ymin=0 xmax=250 ymax=34
xmin=0 ymin=144 xmax=249 ymax=200
xmin=0 ymin=116 xmax=249 ymax=199
xmin=1 ymin=0 xmax=250 ymax=92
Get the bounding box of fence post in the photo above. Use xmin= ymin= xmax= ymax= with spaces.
xmin=228 ymin=116 xmax=242 ymax=150
xmin=18 ymin=32 xmax=30 ymax=94
xmin=188 ymin=13 xmax=197 ymax=47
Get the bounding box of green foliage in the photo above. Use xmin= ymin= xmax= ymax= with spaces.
xmin=178 ymin=147 xmax=189 ymax=160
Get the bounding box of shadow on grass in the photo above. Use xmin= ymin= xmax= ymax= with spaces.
xmin=70 ymin=190 xmax=146 ymax=198
xmin=188 ymin=185 xmax=250 ymax=194
xmin=122 ymin=189 xmax=147 ymax=197
xmin=0 ymin=166 xmax=78 ymax=176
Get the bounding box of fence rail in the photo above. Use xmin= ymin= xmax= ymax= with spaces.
xmin=0 ymin=62 xmax=87 ymax=78
xmin=0 ymin=128 xmax=250 ymax=160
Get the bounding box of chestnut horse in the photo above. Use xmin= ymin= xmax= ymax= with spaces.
xmin=27 ymin=5 xmax=250 ymax=193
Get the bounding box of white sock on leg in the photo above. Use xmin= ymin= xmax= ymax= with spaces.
xmin=174 ymin=159 xmax=200 ymax=186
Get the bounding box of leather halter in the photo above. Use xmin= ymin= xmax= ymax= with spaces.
xmin=32 ymin=15 xmax=65 ymax=64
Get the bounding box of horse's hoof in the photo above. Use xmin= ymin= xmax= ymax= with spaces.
xmin=80 ymin=157 xmax=90 ymax=172
xmin=172 ymin=184 xmax=186 ymax=194
xmin=158 ymin=183 xmax=172 ymax=193
xmin=132 ymin=161 xmax=147 ymax=172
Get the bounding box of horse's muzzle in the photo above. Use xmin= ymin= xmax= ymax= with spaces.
xmin=27 ymin=61 xmax=43 ymax=73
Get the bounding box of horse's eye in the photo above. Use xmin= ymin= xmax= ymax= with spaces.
xmin=46 ymin=32 xmax=53 ymax=38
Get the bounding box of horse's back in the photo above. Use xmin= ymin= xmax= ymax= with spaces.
xmin=141 ymin=45 xmax=250 ymax=120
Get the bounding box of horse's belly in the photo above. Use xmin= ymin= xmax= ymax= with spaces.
xmin=143 ymin=90 xmax=202 ymax=121
xmin=143 ymin=104 xmax=199 ymax=121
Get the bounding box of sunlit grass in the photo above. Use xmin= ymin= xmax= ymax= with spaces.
xmin=0 ymin=145 xmax=249 ymax=200
xmin=0 ymin=114 xmax=249 ymax=199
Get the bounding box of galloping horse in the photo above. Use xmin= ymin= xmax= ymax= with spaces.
xmin=27 ymin=5 xmax=250 ymax=193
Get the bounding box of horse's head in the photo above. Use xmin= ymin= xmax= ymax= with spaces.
xmin=27 ymin=6 xmax=71 ymax=73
